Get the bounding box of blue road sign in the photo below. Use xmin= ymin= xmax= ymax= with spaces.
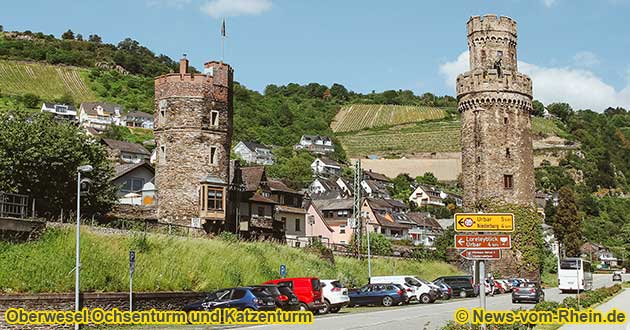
xmin=130 ymin=250 xmax=136 ymax=273
xmin=280 ymin=264 xmax=286 ymax=278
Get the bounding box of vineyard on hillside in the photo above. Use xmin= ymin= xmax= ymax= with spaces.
xmin=331 ymin=104 xmax=449 ymax=133
xmin=0 ymin=60 xmax=96 ymax=103
xmin=338 ymin=121 xmax=461 ymax=157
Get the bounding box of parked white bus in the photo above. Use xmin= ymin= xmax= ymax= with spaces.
xmin=558 ymin=258 xmax=593 ymax=293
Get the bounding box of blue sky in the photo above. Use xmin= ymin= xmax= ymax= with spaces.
xmin=1 ymin=0 xmax=629 ymax=110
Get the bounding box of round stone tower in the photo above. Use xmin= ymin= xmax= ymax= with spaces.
xmin=154 ymin=56 xmax=234 ymax=229
xmin=457 ymin=15 xmax=534 ymax=209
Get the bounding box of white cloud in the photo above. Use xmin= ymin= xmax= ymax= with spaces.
xmin=438 ymin=51 xmax=469 ymax=91
xmin=200 ymin=0 xmax=271 ymax=18
xmin=439 ymin=51 xmax=630 ymax=111
xmin=573 ymin=51 xmax=599 ymax=67
xmin=543 ymin=0 xmax=557 ymax=7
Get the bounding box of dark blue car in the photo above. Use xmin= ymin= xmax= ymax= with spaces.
xmin=184 ymin=287 xmax=277 ymax=312
xmin=348 ymin=283 xmax=408 ymax=307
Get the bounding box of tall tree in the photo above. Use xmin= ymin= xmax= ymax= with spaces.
xmin=0 ymin=110 xmax=116 ymax=219
xmin=88 ymin=34 xmax=102 ymax=43
xmin=532 ymin=100 xmax=545 ymax=117
xmin=61 ymin=29 xmax=75 ymax=40
xmin=554 ymin=186 xmax=582 ymax=257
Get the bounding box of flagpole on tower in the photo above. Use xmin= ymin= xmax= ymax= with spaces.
xmin=221 ymin=17 xmax=226 ymax=63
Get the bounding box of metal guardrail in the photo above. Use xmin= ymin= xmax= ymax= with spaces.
xmin=0 ymin=192 xmax=29 ymax=218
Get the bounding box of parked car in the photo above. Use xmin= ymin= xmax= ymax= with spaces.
xmin=434 ymin=276 xmax=478 ymax=298
xmin=433 ymin=281 xmax=452 ymax=300
xmin=184 ymin=287 xmax=276 ymax=312
xmin=370 ymin=276 xmax=436 ymax=303
xmin=416 ymin=278 xmax=441 ymax=302
xmin=250 ymin=284 xmax=300 ymax=311
xmin=348 ymin=283 xmax=408 ymax=307
xmin=512 ymin=282 xmax=545 ymax=304
xmin=612 ymin=271 xmax=622 ymax=282
xmin=497 ymin=279 xmax=513 ymax=292
xmin=264 ymin=277 xmax=326 ymax=312
xmin=320 ymin=280 xmax=350 ymax=313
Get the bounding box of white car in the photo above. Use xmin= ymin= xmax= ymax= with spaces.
xmin=370 ymin=276 xmax=436 ymax=304
xmin=320 ymin=280 xmax=350 ymax=313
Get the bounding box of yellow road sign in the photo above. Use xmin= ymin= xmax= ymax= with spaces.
xmin=454 ymin=213 xmax=514 ymax=232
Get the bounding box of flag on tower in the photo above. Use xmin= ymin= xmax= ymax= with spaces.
xmin=221 ymin=18 xmax=226 ymax=38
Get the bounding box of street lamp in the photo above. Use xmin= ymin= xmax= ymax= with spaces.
xmin=75 ymin=165 xmax=92 ymax=330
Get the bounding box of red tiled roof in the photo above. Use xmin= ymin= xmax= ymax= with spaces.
xmin=241 ymin=166 xmax=265 ymax=191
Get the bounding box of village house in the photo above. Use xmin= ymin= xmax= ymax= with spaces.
xmin=295 ymin=135 xmax=335 ymax=154
xmin=124 ymin=111 xmax=154 ymax=129
xmin=361 ymin=179 xmax=390 ymax=199
xmin=267 ymin=179 xmax=306 ymax=244
xmin=233 ymin=141 xmax=274 ymax=165
xmin=363 ymin=169 xmax=390 ymax=183
xmin=79 ymin=102 xmax=124 ymax=133
xmin=312 ymin=198 xmax=354 ymax=245
xmin=308 ymin=177 xmax=346 ymax=199
xmin=311 ymin=157 xmax=341 ymax=177
xmin=302 ymin=200 xmax=335 ymax=247
xmin=40 ymin=102 xmax=77 ymax=121
xmin=362 ymin=198 xmax=412 ymax=240
xmin=406 ymin=212 xmax=443 ymax=246
xmin=111 ymin=161 xmax=155 ymax=205
xmin=101 ymin=138 xmax=151 ymax=164
xmin=409 ymin=184 xmax=463 ymax=208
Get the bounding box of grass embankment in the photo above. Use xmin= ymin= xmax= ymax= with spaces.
xmin=0 ymin=227 xmax=460 ymax=293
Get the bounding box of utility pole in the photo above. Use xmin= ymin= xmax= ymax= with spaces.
xmin=353 ymin=160 xmax=362 ymax=258
xmin=75 ymin=165 xmax=93 ymax=330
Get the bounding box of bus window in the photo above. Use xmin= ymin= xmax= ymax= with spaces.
xmin=560 ymin=259 xmax=580 ymax=270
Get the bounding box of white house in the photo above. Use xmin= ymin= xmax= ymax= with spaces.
xmin=311 ymin=157 xmax=341 ymax=177
xmin=409 ymin=184 xmax=462 ymax=208
xmin=124 ymin=111 xmax=154 ymax=129
xmin=40 ymin=103 xmax=77 ymax=121
xmin=233 ymin=141 xmax=274 ymax=165
xmin=309 ymin=177 xmax=344 ymax=198
xmin=79 ymin=102 xmax=124 ymax=133
xmin=295 ymin=135 xmax=334 ymax=154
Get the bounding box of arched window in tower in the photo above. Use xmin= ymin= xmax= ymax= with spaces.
xmin=504 ymin=116 xmax=509 ymax=125
xmin=158 ymin=99 xmax=167 ymax=126
xmin=506 ymin=148 xmax=511 ymax=159
xmin=481 ymin=50 xmax=486 ymax=67
xmin=211 ymin=110 xmax=219 ymax=126
xmin=209 ymin=146 xmax=218 ymax=165
xmin=159 ymin=145 xmax=166 ymax=164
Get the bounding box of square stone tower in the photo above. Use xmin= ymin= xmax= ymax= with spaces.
xmin=154 ymin=56 xmax=234 ymax=229
xmin=457 ymin=15 xmax=535 ymax=209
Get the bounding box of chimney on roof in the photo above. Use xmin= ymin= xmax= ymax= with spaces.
xmin=179 ymin=54 xmax=188 ymax=74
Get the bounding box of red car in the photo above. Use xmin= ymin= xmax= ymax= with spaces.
xmin=264 ymin=277 xmax=326 ymax=312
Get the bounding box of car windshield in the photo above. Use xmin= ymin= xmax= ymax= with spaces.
xmin=330 ymin=281 xmax=343 ymax=288
xmin=250 ymin=287 xmax=273 ymax=297
xmin=405 ymin=277 xmax=422 ymax=286
xmin=277 ymin=286 xmax=295 ymax=297
xmin=255 ymin=286 xmax=280 ymax=296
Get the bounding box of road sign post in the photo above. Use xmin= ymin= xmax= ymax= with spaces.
xmin=280 ymin=264 xmax=286 ymax=279
xmin=129 ymin=250 xmax=135 ymax=312
xmin=455 ymin=234 xmax=512 ymax=250
xmin=455 ymin=213 xmax=514 ymax=232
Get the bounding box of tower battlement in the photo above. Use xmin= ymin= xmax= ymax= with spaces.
xmin=467 ymin=15 xmax=517 ymax=36
xmin=456 ymin=70 xmax=532 ymax=99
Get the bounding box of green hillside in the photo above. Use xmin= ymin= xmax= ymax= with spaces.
xmin=0 ymin=60 xmax=95 ymax=104
xmin=0 ymin=227 xmax=460 ymax=293
xmin=338 ymin=117 xmax=569 ymax=158
xmin=331 ymin=104 xmax=449 ymax=133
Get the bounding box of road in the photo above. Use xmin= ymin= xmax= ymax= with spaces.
xmin=240 ymin=274 xmax=629 ymax=330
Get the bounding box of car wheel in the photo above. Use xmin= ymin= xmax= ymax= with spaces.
xmin=298 ymin=303 xmax=309 ymax=312
xmin=420 ymin=294 xmax=431 ymax=304
xmin=459 ymin=291 xmax=467 ymax=298
xmin=329 ymin=307 xmax=340 ymax=313
xmin=382 ymin=296 xmax=394 ymax=307
xmin=319 ymin=300 xmax=330 ymax=314
xmin=512 ymin=299 xmax=517 ymax=304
